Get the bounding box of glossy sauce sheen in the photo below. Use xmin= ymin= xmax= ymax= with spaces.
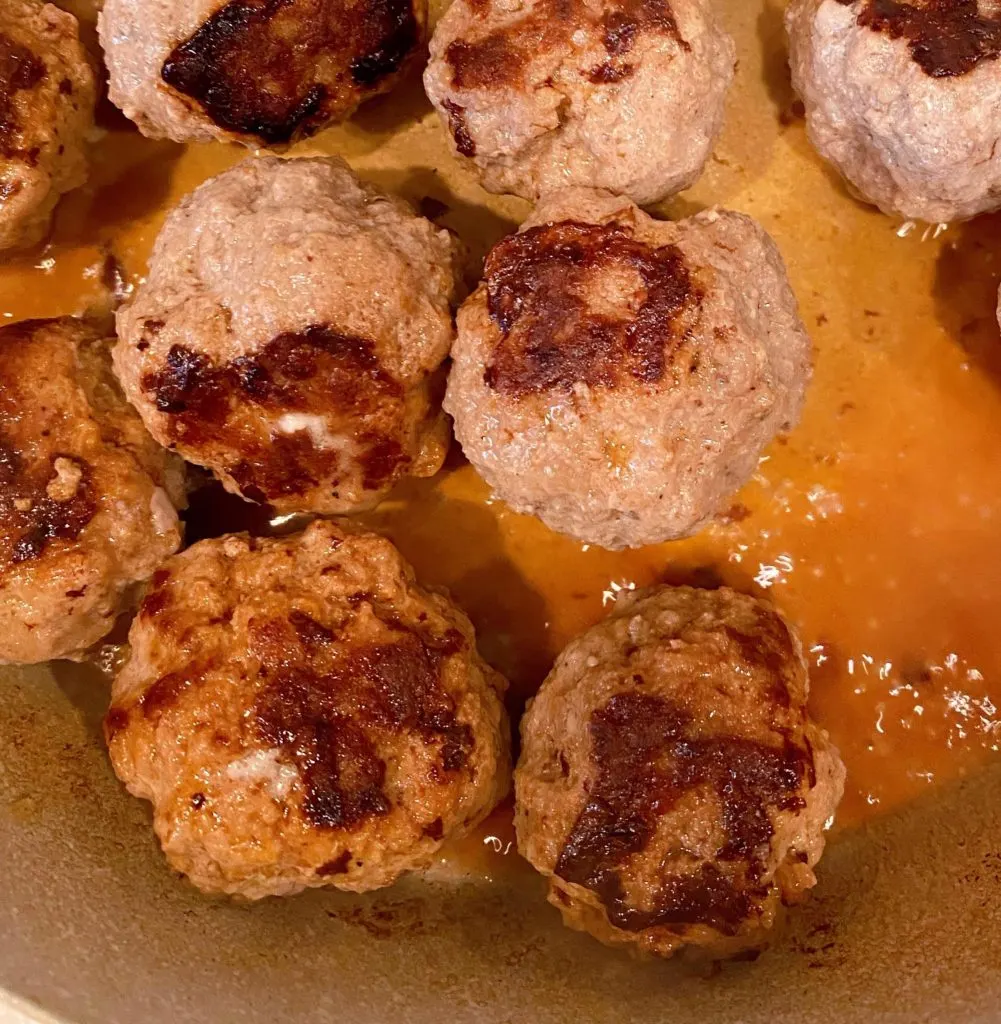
xmin=3 ymin=1 xmax=1000 ymax=878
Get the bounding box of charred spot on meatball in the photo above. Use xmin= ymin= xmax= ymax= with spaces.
xmin=160 ymin=0 xmax=423 ymax=144
xmin=316 ymin=850 xmax=352 ymax=875
xmin=253 ymin=621 xmax=473 ymax=828
xmin=0 ymin=445 xmax=96 ymax=565
xmin=442 ymin=98 xmax=476 ymax=156
xmin=555 ymin=691 xmax=812 ymax=934
xmin=587 ymin=60 xmax=636 ymax=83
xmin=482 ymin=220 xmax=703 ymax=398
xmin=600 ymin=0 xmax=690 ymax=57
xmin=139 ymin=327 xmax=408 ymax=506
xmin=0 ymin=33 xmax=46 ymax=157
xmin=837 ymin=0 xmax=1001 ymax=78
xmin=138 ymin=661 xmax=214 ymax=723
xmin=445 ymin=0 xmax=685 ymax=91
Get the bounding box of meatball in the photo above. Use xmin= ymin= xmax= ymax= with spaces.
xmin=787 ymin=0 xmax=1001 ymax=223
xmin=0 ymin=319 xmax=185 ymax=665
xmin=99 ymin=0 xmax=426 ymax=147
xmin=515 ymin=586 xmax=846 ymax=959
xmin=0 ymin=1 xmax=96 ymax=250
xmin=105 ymin=520 xmax=511 ymax=899
xmin=445 ymin=189 xmax=811 ymax=550
xmin=424 ymin=0 xmax=735 ymax=204
xmin=114 ymin=156 xmax=460 ymax=516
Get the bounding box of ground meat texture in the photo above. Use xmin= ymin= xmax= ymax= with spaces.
xmin=423 ymin=0 xmax=735 ymax=204
xmin=0 ymin=319 xmax=185 ymax=665
xmin=515 ymin=586 xmax=846 ymax=959
xmin=787 ymin=0 xmax=1001 ymax=222
xmin=98 ymin=0 xmax=427 ymax=146
xmin=104 ymin=520 xmax=511 ymax=899
xmin=114 ymin=156 xmax=460 ymax=515
xmin=444 ymin=189 xmax=811 ymax=551
xmin=0 ymin=0 xmax=96 ymax=250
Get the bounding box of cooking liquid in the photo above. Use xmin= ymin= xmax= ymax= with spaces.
xmin=3 ymin=0 xmax=1000 ymax=878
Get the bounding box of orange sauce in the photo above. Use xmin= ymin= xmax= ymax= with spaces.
xmin=3 ymin=1 xmax=1000 ymax=876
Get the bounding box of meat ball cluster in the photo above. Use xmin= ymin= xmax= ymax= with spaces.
xmin=0 ymin=318 xmax=185 ymax=665
xmin=787 ymin=0 xmax=1001 ymax=223
xmin=445 ymin=188 xmax=812 ymax=550
xmin=424 ymin=0 xmax=735 ymax=204
xmin=105 ymin=519 xmax=511 ymax=899
xmin=114 ymin=156 xmax=461 ymax=516
xmin=99 ymin=0 xmax=427 ymax=147
xmin=0 ymin=0 xmax=842 ymax=952
xmin=516 ymin=586 xmax=846 ymax=959
xmin=0 ymin=0 xmax=96 ymax=250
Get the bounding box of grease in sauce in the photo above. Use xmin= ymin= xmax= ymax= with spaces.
xmin=2 ymin=0 xmax=1000 ymax=879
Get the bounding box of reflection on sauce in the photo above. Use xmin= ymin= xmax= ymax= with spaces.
xmin=2 ymin=1 xmax=1000 ymax=881
xmin=424 ymin=799 xmax=526 ymax=884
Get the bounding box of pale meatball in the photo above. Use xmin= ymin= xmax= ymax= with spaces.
xmin=516 ymin=586 xmax=846 ymax=959
xmin=105 ymin=520 xmax=511 ymax=899
xmin=0 ymin=0 xmax=96 ymax=250
xmin=445 ymin=189 xmax=811 ymax=550
xmin=114 ymin=156 xmax=461 ymax=515
xmin=787 ymin=0 xmax=1001 ymax=223
xmin=424 ymin=0 xmax=735 ymax=204
xmin=99 ymin=0 xmax=427 ymax=146
xmin=0 ymin=319 xmax=185 ymax=665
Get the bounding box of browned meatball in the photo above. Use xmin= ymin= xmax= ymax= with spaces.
xmin=0 ymin=0 xmax=96 ymax=250
xmin=445 ymin=188 xmax=812 ymax=550
xmin=114 ymin=156 xmax=460 ymax=515
xmin=787 ymin=0 xmax=1001 ymax=223
xmin=105 ymin=520 xmax=511 ymax=899
xmin=516 ymin=586 xmax=845 ymax=959
xmin=0 ymin=319 xmax=185 ymax=665
xmin=98 ymin=0 xmax=427 ymax=146
xmin=424 ymin=0 xmax=735 ymax=204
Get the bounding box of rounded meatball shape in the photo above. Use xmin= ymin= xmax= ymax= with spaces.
xmin=445 ymin=189 xmax=811 ymax=550
xmin=105 ymin=520 xmax=511 ymax=899
xmin=424 ymin=0 xmax=735 ymax=204
xmin=0 ymin=0 xmax=96 ymax=250
xmin=99 ymin=0 xmax=426 ymax=146
xmin=115 ymin=156 xmax=461 ymax=515
xmin=787 ymin=0 xmax=1001 ymax=223
xmin=0 ymin=319 xmax=185 ymax=665
xmin=515 ymin=586 xmax=846 ymax=959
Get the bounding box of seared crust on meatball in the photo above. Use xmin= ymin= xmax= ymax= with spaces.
xmin=424 ymin=0 xmax=735 ymax=204
xmin=788 ymin=0 xmax=1001 ymax=222
xmin=0 ymin=0 xmax=96 ymax=250
xmin=0 ymin=319 xmax=185 ymax=665
xmin=105 ymin=520 xmax=511 ymax=899
xmin=445 ymin=189 xmax=811 ymax=550
xmin=515 ymin=586 xmax=845 ymax=959
xmin=99 ymin=0 xmax=427 ymax=146
xmin=114 ymin=156 xmax=460 ymax=515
